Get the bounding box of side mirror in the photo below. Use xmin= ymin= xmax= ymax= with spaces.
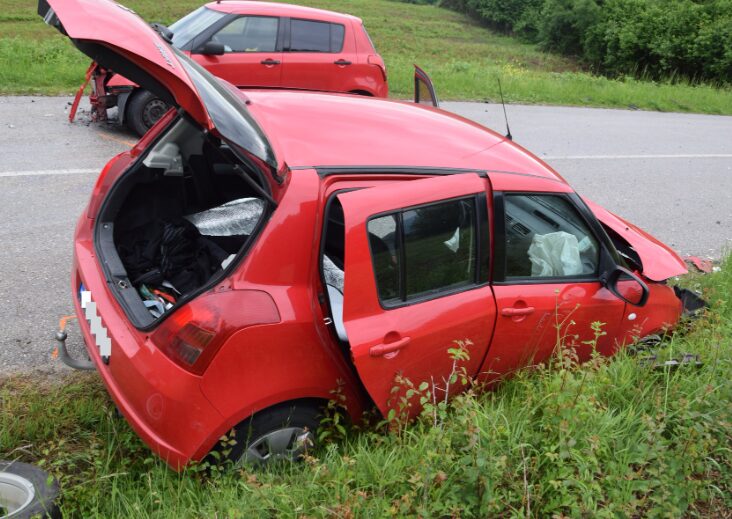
xmin=603 ymin=266 xmax=649 ymax=306
xmin=196 ymin=41 xmax=225 ymax=56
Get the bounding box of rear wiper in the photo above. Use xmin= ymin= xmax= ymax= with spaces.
xmin=150 ymin=22 xmax=174 ymax=44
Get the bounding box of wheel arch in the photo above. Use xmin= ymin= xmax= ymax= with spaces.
xmin=192 ymin=392 xmax=340 ymax=462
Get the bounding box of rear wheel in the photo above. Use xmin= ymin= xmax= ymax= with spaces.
xmin=126 ymin=89 xmax=170 ymax=136
xmin=211 ymin=401 xmax=322 ymax=467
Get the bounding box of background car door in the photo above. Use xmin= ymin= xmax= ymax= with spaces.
xmin=192 ymin=15 xmax=283 ymax=88
xmin=479 ymin=192 xmax=627 ymax=383
xmin=281 ymin=18 xmax=355 ymax=92
xmin=338 ymin=174 xmax=496 ymax=417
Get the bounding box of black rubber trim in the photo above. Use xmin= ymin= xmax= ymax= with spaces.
xmin=312 ymin=166 xmax=487 ymax=176
xmin=476 ymin=191 xmax=490 ymax=284
xmin=295 ymin=166 xmax=567 ymax=185
xmin=492 ymin=191 xmax=507 ymax=284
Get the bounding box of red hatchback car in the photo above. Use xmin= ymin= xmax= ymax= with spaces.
xmin=79 ymin=1 xmax=388 ymax=135
xmin=43 ymin=0 xmax=689 ymax=468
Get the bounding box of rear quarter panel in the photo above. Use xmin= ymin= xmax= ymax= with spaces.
xmin=198 ymin=169 xmax=366 ymax=448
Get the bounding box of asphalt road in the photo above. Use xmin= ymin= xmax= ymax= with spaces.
xmin=0 ymin=96 xmax=730 ymax=375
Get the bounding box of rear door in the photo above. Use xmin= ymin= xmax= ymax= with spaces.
xmin=281 ymin=18 xmax=354 ymax=92
xmin=338 ymin=174 xmax=496 ymax=417
xmin=191 ymin=15 xmax=284 ymax=87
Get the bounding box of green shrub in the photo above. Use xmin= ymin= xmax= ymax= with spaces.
xmin=415 ymin=0 xmax=732 ymax=83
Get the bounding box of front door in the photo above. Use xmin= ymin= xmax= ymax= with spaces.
xmin=192 ymin=15 xmax=283 ymax=88
xmin=480 ymin=192 xmax=627 ymax=382
xmin=338 ymin=174 xmax=497 ymax=417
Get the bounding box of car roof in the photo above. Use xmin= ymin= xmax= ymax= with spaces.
xmin=206 ymin=1 xmax=360 ymax=23
xmin=242 ymin=90 xmax=567 ymax=184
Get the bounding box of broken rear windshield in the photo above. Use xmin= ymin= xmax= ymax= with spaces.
xmin=173 ymin=47 xmax=277 ymax=169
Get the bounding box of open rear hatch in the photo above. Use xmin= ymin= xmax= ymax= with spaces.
xmin=40 ymin=0 xmax=280 ymax=329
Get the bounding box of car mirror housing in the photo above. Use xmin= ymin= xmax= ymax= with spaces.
xmin=197 ymin=41 xmax=225 ymax=56
xmin=603 ymin=266 xmax=649 ymax=307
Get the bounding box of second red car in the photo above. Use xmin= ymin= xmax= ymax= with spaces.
xmin=79 ymin=1 xmax=388 ymax=135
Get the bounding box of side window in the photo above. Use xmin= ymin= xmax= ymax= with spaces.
xmin=503 ymin=194 xmax=599 ymax=279
xmin=290 ymin=19 xmax=345 ymax=52
xmin=212 ymin=16 xmax=279 ymax=53
xmin=367 ymin=197 xmax=485 ymax=306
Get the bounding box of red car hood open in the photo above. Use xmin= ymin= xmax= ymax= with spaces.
xmin=584 ymin=198 xmax=687 ymax=282
xmin=39 ymin=0 xmax=212 ymax=130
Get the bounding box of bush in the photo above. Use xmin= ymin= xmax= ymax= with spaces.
xmin=413 ymin=0 xmax=732 ymax=83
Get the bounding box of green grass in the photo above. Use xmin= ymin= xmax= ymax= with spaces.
xmin=1 ymin=0 xmax=731 ymax=113
xmin=2 ymin=256 xmax=731 ymax=517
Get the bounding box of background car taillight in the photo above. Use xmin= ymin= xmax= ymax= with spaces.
xmin=150 ymin=289 xmax=280 ymax=375
xmin=368 ymin=55 xmax=387 ymax=81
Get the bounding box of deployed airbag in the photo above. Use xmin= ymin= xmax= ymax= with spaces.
xmin=528 ymin=231 xmax=583 ymax=277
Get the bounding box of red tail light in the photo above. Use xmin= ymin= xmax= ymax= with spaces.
xmin=151 ymin=290 xmax=280 ymax=375
xmin=368 ymin=54 xmax=387 ymax=81
xmin=170 ymin=323 xmax=215 ymax=366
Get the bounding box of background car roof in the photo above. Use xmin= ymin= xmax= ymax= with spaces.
xmin=206 ymin=1 xmax=360 ymax=23
xmin=242 ymin=90 xmax=566 ymax=183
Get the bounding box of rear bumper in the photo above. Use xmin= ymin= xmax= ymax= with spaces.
xmin=72 ymin=232 xmax=224 ymax=469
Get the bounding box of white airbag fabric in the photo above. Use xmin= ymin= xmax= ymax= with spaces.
xmin=528 ymin=231 xmax=583 ymax=277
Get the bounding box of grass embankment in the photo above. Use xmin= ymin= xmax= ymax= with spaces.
xmin=1 ymin=258 xmax=731 ymax=517
xmin=1 ymin=0 xmax=731 ymax=113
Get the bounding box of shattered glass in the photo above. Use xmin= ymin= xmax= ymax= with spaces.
xmin=323 ymin=255 xmax=344 ymax=292
xmin=185 ymin=198 xmax=265 ymax=236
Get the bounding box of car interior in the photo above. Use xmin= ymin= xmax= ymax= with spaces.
xmin=320 ymin=197 xmax=348 ymax=344
xmin=504 ymin=194 xmax=599 ymax=278
xmin=96 ymin=117 xmax=268 ymax=321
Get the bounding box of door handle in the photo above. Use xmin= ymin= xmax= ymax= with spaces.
xmin=501 ymin=307 xmax=535 ymax=317
xmin=369 ymin=336 xmax=411 ymax=357
xmin=334 ymin=59 xmax=352 ymax=66
xmin=260 ymin=58 xmax=281 ymax=65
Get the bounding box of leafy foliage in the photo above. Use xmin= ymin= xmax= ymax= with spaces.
xmin=426 ymin=0 xmax=732 ymax=83
xmin=2 ymin=256 xmax=731 ymax=517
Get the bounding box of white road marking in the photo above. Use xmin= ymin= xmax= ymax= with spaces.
xmin=0 ymin=168 xmax=97 ymax=178
xmin=542 ymin=153 xmax=732 ymax=160
xmin=1 ymin=153 xmax=730 ymax=177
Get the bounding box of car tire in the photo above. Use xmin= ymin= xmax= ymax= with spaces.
xmin=0 ymin=460 xmax=60 ymax=519
xmin=126 ymin=89 xmax=170 ymax=137
xmin=211 ymin=401 xmax=322 ymax=467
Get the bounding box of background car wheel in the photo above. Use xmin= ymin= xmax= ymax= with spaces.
xmin=211 ymin=401 xmax=322 ymax=467
xmin=0 ymin=460 xmax=60 ymax=518
xmin=126 ymin=89 xmax=170 ymax=136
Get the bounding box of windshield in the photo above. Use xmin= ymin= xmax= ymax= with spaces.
xmin=173 ymin=47 xmax=277 ymax=169
xmin=170 ymin=6 xmax=226 ymax=48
